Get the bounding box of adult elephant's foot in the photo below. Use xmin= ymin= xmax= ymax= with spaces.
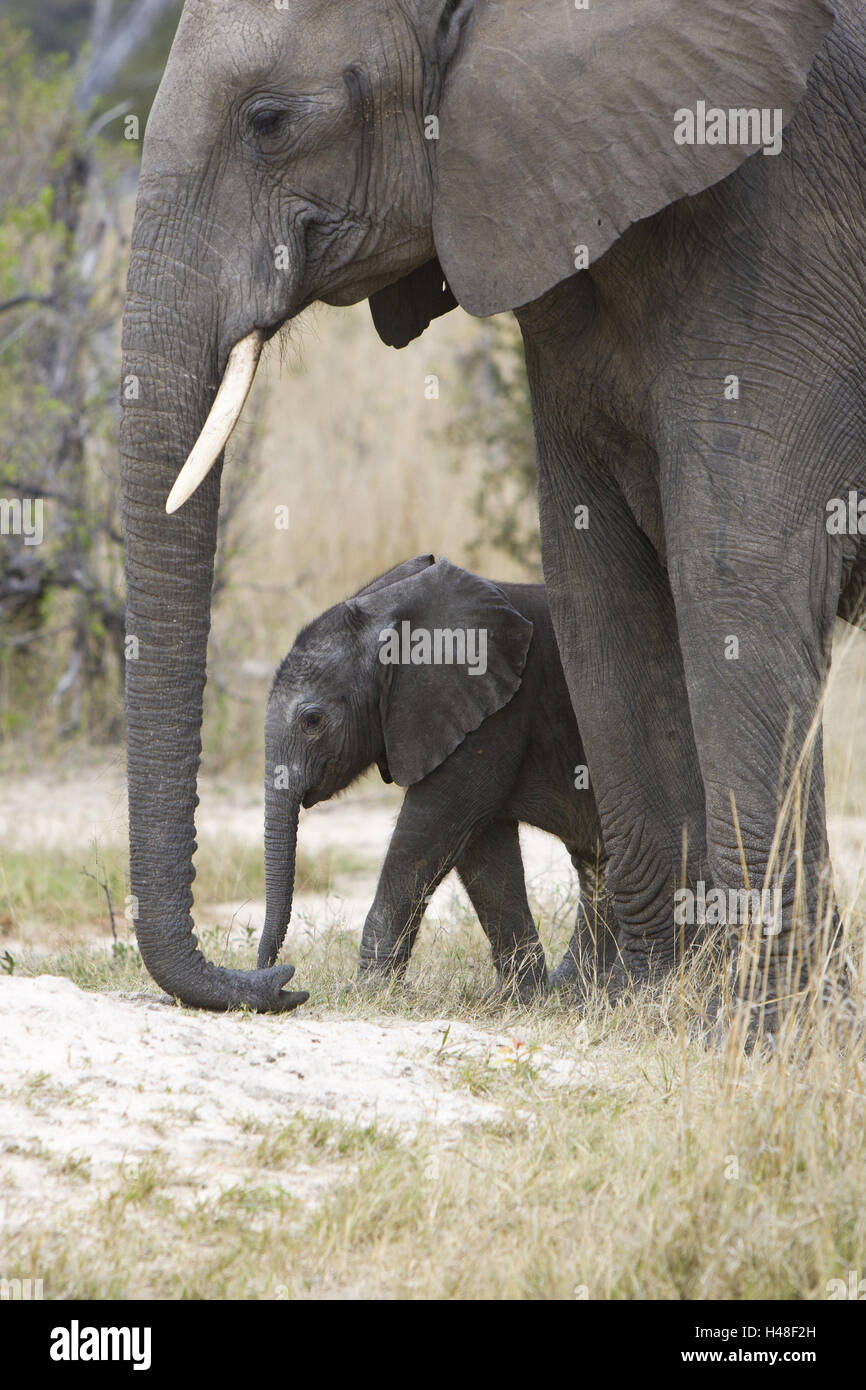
xmin=703 ymin=935 xmax=858 ymax=1053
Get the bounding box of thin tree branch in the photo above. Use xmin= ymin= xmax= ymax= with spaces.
xmin=76 ymin=0 xmax=179 ymax=111
xmin=81 ymin=867 xmax=118 ymax=942
xmin=0 ymin=294 xmax=55 ymax=315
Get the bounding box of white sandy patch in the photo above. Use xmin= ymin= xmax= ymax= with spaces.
xmin=0 ymin=760 xmax=128 ymax=854
xmin=0 ymin=975 xmax=601 ymax=1237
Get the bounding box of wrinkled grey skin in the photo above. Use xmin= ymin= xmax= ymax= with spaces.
xmin=260 ymin=555 xmax=620 ymax=1001
xmin=121 ymin=0 xmax=863 ymax=1022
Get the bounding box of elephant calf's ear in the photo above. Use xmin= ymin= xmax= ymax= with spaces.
xmin=355 ymin=558 xmax=533 ymax=787
xmin=369 ymin=257 xmax=458 ymax=348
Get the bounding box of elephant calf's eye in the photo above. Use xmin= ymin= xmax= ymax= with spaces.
xmin=300 ymin=710 xmax=325 ymax=734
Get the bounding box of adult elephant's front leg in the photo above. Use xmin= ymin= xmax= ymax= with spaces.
xmin=665 ymin=471 xmax=844 ymax=1033
xmin=537 ymin=447 xmax=708 ymax=981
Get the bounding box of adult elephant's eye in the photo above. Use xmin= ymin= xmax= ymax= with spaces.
xmin=250 ymin=107 xmax=288 ymax=142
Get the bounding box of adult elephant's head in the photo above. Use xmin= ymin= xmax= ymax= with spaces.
xmin=120 ymin=0 xmax=831 ymax=1009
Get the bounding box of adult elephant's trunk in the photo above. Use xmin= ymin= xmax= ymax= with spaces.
xmin=258 ymin=771 xmax=301 ymax=970
xmin=119 ymin=215 xmax=305 ymax=1012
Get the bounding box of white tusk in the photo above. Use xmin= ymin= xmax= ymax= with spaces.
xmin=165 ymin=329 xmax=265 ymax=514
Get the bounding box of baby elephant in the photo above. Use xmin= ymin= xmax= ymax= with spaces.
xmin=259 ymin=555 xmax=618 ymax=1000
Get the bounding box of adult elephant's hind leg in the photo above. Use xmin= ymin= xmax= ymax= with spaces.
xmin=666 ymin=457 xmax=847 ymax=1037
xmin=456 ymin=821 xmax=547 ymax=1000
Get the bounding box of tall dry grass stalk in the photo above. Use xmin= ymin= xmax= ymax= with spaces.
xmin=717 ymin=619 xmax=864 ymax=1058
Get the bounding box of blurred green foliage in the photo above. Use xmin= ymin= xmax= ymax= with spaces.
xmin=7 ymin=1 xmax=95 ymax=58
xmin=6 ymin=0 xmax=182 ymax=117
xmin=0 ymin=7 xmax=251 ymax=752
xmin=0 ymin=19 xmax=129 ymax=741
xmin=447 ymin=315 xmax=541 ymax=578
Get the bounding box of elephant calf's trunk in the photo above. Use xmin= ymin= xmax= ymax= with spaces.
xmin=259 ymin=779 xmax=301 ymax=970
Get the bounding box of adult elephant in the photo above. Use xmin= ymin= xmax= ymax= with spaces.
xmin=121 ymin=0 xmax=862 ymax=1020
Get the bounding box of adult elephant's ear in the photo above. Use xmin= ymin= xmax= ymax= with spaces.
xmin=433 ymin=0 xmax=834 ymax=317
xmin=347 ymin=558 xmax=533 ymax=786
xmin=368 ymin=258 xmax=458 ymax=348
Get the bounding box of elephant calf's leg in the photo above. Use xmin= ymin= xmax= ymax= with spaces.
xmin=456 ymin=821 xmax=547 ymax=1000
xmin=358 ymin=788 xmax=466 ymax=981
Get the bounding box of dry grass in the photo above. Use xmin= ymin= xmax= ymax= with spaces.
xmin=2 ymin=872 xmax=865 ymax=1299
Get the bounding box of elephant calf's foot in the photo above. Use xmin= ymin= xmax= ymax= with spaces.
xmin=494 ymin=967 xmax=548 ymax=1005
xmin=492 ymin=943 xmax=548 ymax=1004
xmin=350 ymin=958 xmax=409 ymax=996
xmin=549 ymin=948 xmax=617 ymax=1004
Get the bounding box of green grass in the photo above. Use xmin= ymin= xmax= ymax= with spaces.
xmin=0 ymin=839 xmax=373 ymax=939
